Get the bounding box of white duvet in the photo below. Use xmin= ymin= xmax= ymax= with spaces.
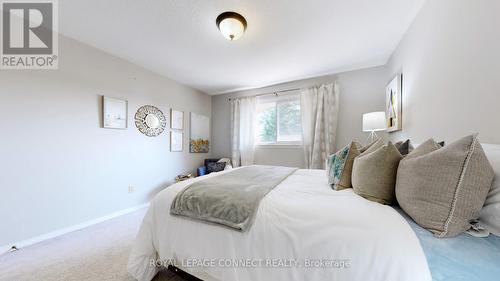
xmin=128 ymin=168 xmax=431 ymax=281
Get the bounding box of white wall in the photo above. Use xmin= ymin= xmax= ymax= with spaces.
xmin=386 ymin=0 xmax=500 ymax=144
xmin=0 ymin=36 xmax=211 ymax=247
xmin=211 ymin=66 xmax=387 ymax=168
xmin=336 ymin=67 xmax=388 ymax=148
xmin=6 ymin=0 xmax=497 ymax=248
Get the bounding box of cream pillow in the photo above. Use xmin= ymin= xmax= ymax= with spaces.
xmin=352 ymin=141 xmax=403 ymax=205
xmin=396 ymin=135 xmax=494 ymax=237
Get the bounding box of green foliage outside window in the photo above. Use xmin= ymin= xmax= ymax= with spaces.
xmin=257 ymin=100 xmax=301 ymax=143
xmin=258 ymin=105 xmax=276 ymax=143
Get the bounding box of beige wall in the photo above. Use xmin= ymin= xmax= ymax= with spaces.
xmin=211 ymin=66 xmax=387 ymax=168
xmin=0 ymin=35 xmax=211 ymax=247
xmin=386 ymin=0 xmax=500 ymax=144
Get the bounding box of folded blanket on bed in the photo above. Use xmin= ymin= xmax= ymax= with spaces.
xmin=170 ymin=165 xmax=297 ymax=231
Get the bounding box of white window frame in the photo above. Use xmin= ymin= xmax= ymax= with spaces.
xmin=255 ymin=92 xmax=302 ymax=147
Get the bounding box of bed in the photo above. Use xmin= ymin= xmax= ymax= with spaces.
xmin=128 ymin=167 xmax=433 ymax=281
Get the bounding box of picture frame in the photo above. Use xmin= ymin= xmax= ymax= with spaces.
xmin=102 ymin=96 xmax=128 ymax=129
xmin=171 ymin=109 xmax=184 ymax=130
xmin=189 ymin=112 xmax=210 ymax=153
xmin=170 ymin=131 xmax=183 ymax=152
xmin=386 ymin=74 xmax=402 ymax=132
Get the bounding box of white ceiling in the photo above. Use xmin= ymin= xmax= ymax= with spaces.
xmin=59 ymin=0 xmax=425 ymax=94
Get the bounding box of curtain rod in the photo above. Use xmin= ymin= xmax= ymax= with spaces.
xmin=228 ymin=88 xmax=300 ymax=101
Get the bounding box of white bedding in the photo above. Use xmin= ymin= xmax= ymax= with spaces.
xmin=128 ymin=168 xmax=431 ymax=281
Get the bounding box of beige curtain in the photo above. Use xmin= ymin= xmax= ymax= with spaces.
xmin=301 ymin=83 xmax=339 ymax=169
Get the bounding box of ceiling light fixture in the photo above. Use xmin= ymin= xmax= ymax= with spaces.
xmin=216 ymin=11 xmax=247 ymax=41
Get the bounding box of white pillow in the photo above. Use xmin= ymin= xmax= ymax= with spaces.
xmin=217 ymin=158 xmax=233 ymax=170
xmin=480 ymin=144 xmax=500 ymax=236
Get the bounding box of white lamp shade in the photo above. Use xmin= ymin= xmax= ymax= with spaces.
xmin=218 ymin=17 xmax=245 ymax=40
xmin=362 ymin=112 xmax=387 ymax=132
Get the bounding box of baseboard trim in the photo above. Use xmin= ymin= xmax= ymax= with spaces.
xmin=0 ymin=203 xmax=150 ymax=255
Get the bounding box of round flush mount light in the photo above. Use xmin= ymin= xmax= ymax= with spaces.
xmin=216 ymin=11 xmax=247 ymax=41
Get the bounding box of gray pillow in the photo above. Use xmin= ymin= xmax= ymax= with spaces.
xmin=396 ymin=135 xmax=494 ymax=237
xmin=352 ymin=141 xmax=403 ymax=205
xmin=394 ymin=139 xmax=414 ymax=156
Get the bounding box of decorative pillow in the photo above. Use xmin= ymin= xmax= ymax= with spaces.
xmin=404 ymin=138 xmax=442 ymax=159
xmin=480 ymin=144 xmax=500 ymax=236
xmin=217 ymin=158 xmax=233 ymax=170
xmin=360 ymin=137 xmax=386 ymax=155
xmin=351 ymin=141 xmax=403 ymax=205
xmin=396 ymin=135 xmax=494 ymax=237
xmin=207 ymin=162 xmax=226 ymax=173
xmin=359 ymin=138 xmax=380 ymax=153
xmin=394 ymin=139 xmax=414 ymax=156
xmin=327 ymin=142 xmax=361 ymax=190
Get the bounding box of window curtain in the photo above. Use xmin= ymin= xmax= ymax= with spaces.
xmin=300 ymin=83 xmax=339 ymax=169
xmin=230 ymin=96 xmax=257 ymax=167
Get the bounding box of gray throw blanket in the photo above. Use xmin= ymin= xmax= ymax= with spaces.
xmin=170 ymin=165 xmax=298 ymax=231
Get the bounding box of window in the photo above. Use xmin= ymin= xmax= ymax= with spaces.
xmin=256 ymin=93 xmax=302 ymax=145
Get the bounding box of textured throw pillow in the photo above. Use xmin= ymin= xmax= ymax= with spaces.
xmin=360 ymin=137 xmax=386 ymax=155
xmin=207 ymin=162 xmax=226 ymax=173
xmin=396 ymin=135 xmax=494 ymax=237
xmin=217 ymin=158 xmax=233 ymax=170
xmin=404 ymin=138 xmax=442 ymax=159
xmin=480 ymin=144 xmax=500 ymax=236
xmin=394 ymin=139 xmax=414 ymax=156
xmin=327 ymin=142 xmax=361 ymax=190
xmin=351 ymin=141 xmax=403 ymax=205
xmin=359 ymin=138 xmax=380 ymax=153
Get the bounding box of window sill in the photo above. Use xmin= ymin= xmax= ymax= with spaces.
xmin=256 ymin=144 xmax=304 ymax=149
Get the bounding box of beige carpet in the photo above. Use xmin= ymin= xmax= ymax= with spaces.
xmin=0 ymin=208 xmax=187 ymax=281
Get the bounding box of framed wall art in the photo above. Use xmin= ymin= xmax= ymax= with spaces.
xmin=170 ymin=131 xmax=183 ymax=152
xmin=386 ymin=74 xmax=402 ymax=132
xmin=102 ymin=96 xmax=128 ymax=129
xmin=189 ymin=112 xmax=210 ymax=153
xmin=171 ymin=109 xmax=184 ymax=130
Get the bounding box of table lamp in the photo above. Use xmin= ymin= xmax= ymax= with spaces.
xmin=362 ymin=111 xmax=387 ymax=144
